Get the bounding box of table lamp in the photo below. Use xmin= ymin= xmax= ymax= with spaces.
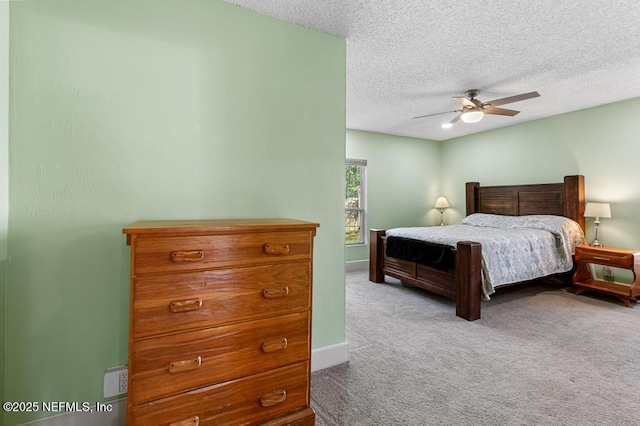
xmin=583 ymin=202 xmax=611 ymax=247
xmin=434 ymin=196 xmax=450 ymax=226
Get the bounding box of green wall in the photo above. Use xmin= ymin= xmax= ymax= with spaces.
xmin=441 ymin=97 xmax=640 ymax=250
xmin=346 ymin=130 xmax=441 ymax=261
xmin=7 ymin=1 xmax=345 ymax=424
xmin=1 ymin=2 xmax=9 ymax=419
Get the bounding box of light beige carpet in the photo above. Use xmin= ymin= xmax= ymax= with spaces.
xmin=311 ymin=270 xmax=640 ymax=425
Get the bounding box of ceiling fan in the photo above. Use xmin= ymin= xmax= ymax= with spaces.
xmin=414 ymin=89 xmax=540 ymax=127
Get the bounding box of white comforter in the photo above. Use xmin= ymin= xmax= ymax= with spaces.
xmin=386 ymin=214 xmax=586 ymax=299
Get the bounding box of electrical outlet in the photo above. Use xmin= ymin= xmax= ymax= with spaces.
xmin=119 ymin=368 xmax=128 ymax=393
xmin=104 ymin=365 xmax=128 ymax=398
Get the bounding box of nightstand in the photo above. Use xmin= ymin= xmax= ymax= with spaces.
xmin=573 ymin=245 xmax=640 ymax=307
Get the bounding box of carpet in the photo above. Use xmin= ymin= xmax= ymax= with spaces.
xmin=311 ymin=270 xmax=640 ymax=425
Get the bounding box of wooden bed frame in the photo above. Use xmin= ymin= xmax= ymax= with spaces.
xmin=369 ymin=175 xmax=585 ymax=321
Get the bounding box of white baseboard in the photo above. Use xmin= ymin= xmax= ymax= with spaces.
xmin=311 ymin=340 xmax=349 ymax=372
xmin=346 ymin=259 xmax=368 ymax=272
xmin=20 ymin=343 xmax=350 ymax=425
xmin=19 ymin=398 xmax=126 ymax=426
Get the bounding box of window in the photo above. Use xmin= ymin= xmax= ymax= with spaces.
xmin=345 ymin=158 xmax=367 ymax=244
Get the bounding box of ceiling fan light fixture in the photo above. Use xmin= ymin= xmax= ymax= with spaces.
xmin=461 ymin=109 xmax=484 ymax=123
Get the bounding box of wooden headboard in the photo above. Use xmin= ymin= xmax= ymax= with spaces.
xmin=465 ymin=175 xmax=585 ymax=230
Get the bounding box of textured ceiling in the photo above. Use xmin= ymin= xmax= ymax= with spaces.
xmin=222 ymin=0 xmax=640 ymax=141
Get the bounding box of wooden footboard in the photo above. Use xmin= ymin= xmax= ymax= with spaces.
xmin=369 ymin=229 xmax=482 ymax=321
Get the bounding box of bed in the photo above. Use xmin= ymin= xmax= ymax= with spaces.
xmin=369 ymin=175 xmax=585 ymax=321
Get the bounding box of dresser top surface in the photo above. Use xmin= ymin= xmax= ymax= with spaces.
xmin=123 ymin=218 xmax=319 ymax=236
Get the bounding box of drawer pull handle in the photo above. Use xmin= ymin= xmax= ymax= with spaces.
xmin=169 ymin=298 xmax=203 ymax=313
xmin=262 ymin=286 xmax=290 ymax=299
xmin=593 ymin=256 xmax=612 ymax=261
xmin=262 ymin=338 xmax=288 ymax=353
xmin=171 ymin=250 xmax=205 ymax=262
xmin=168 ymin=356 xmax=202 ymax=374
xmin=260 ymin=389 xmax=287 ymax=407
xmin=263 ymin=243 xmax=290 ymax=255
xmin=168 ymin=415 xmax=200 ymax=426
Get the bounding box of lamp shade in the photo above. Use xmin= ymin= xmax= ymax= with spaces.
xmin=460 ymin=109 xmax=484 ymax=123
xmin=584 ymin=202 xmax=611 ymax=219
xmin=434 ymin=196 xmax=450 ymax=209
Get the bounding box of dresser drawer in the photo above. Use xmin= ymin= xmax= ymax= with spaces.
xmin=132 ymin=230 xmax=313 ymax=276
xmin=132 ymin=262 xmax=310 ymax=339
xmin=131 ymin=361 xmax=311 ymax=425
xmin=130 ymin=311 xmax=310 ymax=404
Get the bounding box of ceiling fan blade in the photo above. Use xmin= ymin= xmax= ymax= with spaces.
xmin=483 ymin=91 xmax=540 ymax=107
xmin=450 ymin=113 xmax=462 ymax=124
xmin=413 ymin=109 xmax=461 ymax=119
xmin=453 ymin=96 xmax=477 ymax=108
xmin=483 ymin=106 xmax=520 ymax=116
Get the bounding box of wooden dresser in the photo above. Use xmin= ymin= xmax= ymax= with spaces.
xmin=123 ymin=218 xmax=319 ymax=425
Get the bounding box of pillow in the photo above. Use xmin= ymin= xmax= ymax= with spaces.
xmin=461 ymin=213 xmax=586 ymax=253
xmin=459 ymin=213 xmax=517 ymax=228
